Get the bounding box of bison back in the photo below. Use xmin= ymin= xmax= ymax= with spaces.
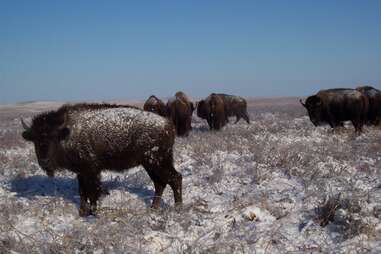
xmin=62 ymin=108 xmax=174 ymax=169
xmin=318 ymin=89 xmax=367 ymax=123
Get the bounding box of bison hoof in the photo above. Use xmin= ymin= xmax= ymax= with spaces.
xmin=79 ymin=207 xmax=91 ymax=217
xmin=150 ymin=203 xmax=160 ymax=210
xmin=79 ymin=205 xmax=97 ymax=217
xmin=174 ymin=203 xmax=183 ymax=212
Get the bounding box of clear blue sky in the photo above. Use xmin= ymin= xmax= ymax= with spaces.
xmin=1 ymin=0 xmax=380 ymax=103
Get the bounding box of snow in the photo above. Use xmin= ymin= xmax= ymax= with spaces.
xmin=0 ymin=100 xmax=380 ymax=253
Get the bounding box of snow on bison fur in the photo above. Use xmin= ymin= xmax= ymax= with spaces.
xmin=21 ymin=103 xmax=182 ymax=216
xmin=143 ymin=95 xmax=168 ymax=117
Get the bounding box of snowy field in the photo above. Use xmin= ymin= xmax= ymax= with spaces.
xmin=0 ymin=98 xmax=380 ymax=253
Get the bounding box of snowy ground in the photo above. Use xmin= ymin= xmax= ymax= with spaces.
xmin=0 ymin=98 xmax=380 ymax=253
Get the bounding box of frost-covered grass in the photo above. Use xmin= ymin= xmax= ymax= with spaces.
xmin=0 ymin=99 xmax=381 ymax=253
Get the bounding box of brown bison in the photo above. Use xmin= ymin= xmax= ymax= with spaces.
xmin=300 ymin=88 xmax=368 ymax=133
xmin=356 ymin=85 xmax=381 ymax=125
xmin=166 ymin=91 xmax=194 ymax=136
xmin=21 ymin=103 xmax=182 ymax=216
xmin=197 ymin=93 xmax=226 ymax=130
xmin=143 ymin=95 xmax=168 ymax=117
xmin=216 ymin=94 xmax=250 ymax=124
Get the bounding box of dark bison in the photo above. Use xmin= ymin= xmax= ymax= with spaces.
xmin=143 ymin=95 xmax=168 ymax=117
xmin=21 ymin=103 xmax=182 ymax=216
xmin=216 ymin=94 xmax=250 ymax=124
xmin=166 ymin=91 xmax=194 ymax=136
xmin=356 ymin=85 xmax=381 ymax=125
xmin=300 ymin=88 xmax=368 ymax=133
xmin=197 ymin=93 xmax=226 ymax=130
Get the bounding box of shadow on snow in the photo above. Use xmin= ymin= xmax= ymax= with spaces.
xmin=8 ymin=174 xmax=157 ymax=208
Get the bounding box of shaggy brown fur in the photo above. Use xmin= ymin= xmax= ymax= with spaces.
xmin=300 ymin=88 xmax=369 ymax=133
xmin=166 ymin=91 xmax=194 ymax=136
xmin=22 ymin=103 xmax=182 ymax=216
xmin=143 ymin=95 xmax=168 ymax=117
xmin=216 ymin=94 xmax=250 ymax=124
xmin=356 ymin=86 xmax=381 ymax=125
xmin=197 ymin=93 xmax=226 ymax=130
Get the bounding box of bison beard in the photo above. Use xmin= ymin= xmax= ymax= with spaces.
xmin=21 ymin=103 xmax=182 ymax=216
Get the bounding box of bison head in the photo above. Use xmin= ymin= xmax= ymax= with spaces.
xmin=196 ymin=100 xmax=208 ymax=119
xmin=300 ymin=96 xmax=323 ymax=126
xmin=21 ymin=113 xmax=70 ymax=177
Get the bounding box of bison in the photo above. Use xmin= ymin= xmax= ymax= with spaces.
xmin=143 ymin=95 xmax=168 ymax=117
xmin=21 ymin=103 xmax=182 ymax=216
xmin=216 ymin=94 xmax=250 ymax=124
xmin=356 ymin=85 xmax=381 ymax=125
xmin=197 ymin=94 xmax=226 ymax=130
xmin=300 ymin=88 xmax=368 ymax=133
xmin=166 ymin=91 xmax=194 ymax=136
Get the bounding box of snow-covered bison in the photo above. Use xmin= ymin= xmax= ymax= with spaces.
xmin=21 ymin=103 xmax=182 ymax=216
xmin=166 ymin=91 xmax=194 ymax=136
xmin=197 ymin=93 xmax=226 ymax=130
xmin=143 ymin=95 xmax=168 ymax=117
xmin=300 ymin=88 xmax=368 ymax=133
xmin=356 ymin=85 xmax=381 ymax=126
xmin=216 ymin=94 xmax=250 ymax=124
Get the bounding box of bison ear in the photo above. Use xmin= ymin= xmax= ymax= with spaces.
xmin=58 ymin=127 xmax=70 ymax=140
xmin=22 ymin=130 xmax=33 ymax=141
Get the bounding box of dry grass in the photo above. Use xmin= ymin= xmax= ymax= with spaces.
xmin=0 ymin=98 xmax=380 ymax=253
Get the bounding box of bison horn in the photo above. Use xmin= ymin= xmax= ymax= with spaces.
xmin=299 ymin=99 xmax=306 ymax=107
xmin=21 ymin=118 xmax=30 ymax=130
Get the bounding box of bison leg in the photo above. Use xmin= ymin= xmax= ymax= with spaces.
xmin=243 ymin=112 xmax=250 ymax=124
xmin=224 ymin=115 xmax=229 ymax=124
xmin=151 ymin=180 xmax=166 ymax=209
xmin=168 ymin=168 xmax=183 ymax=206
xmin=77 ymin=173 xmax=101 ymax=216
xmin=206 ymin=117 xmax=214 ymax=130
xmin=88 ymin=173 xmax=102 ymax=215
xmin=77 ymin=174 xmax=91 ymax=217
xmin=144 ymin=156 xmax=183 ymax=209
xmin=234 ymin=115 xmax=241 ymax=124
xmin=161 ymin=155 xmax=183 ymax=206
xmin=144 ymin=168 xmax=167 ymax=209
xmin=352 ymin=120 xmax=363 ymax=134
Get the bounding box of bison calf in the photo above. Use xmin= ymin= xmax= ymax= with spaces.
xmin=22 ymin=103 xmax=182 ymax=216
